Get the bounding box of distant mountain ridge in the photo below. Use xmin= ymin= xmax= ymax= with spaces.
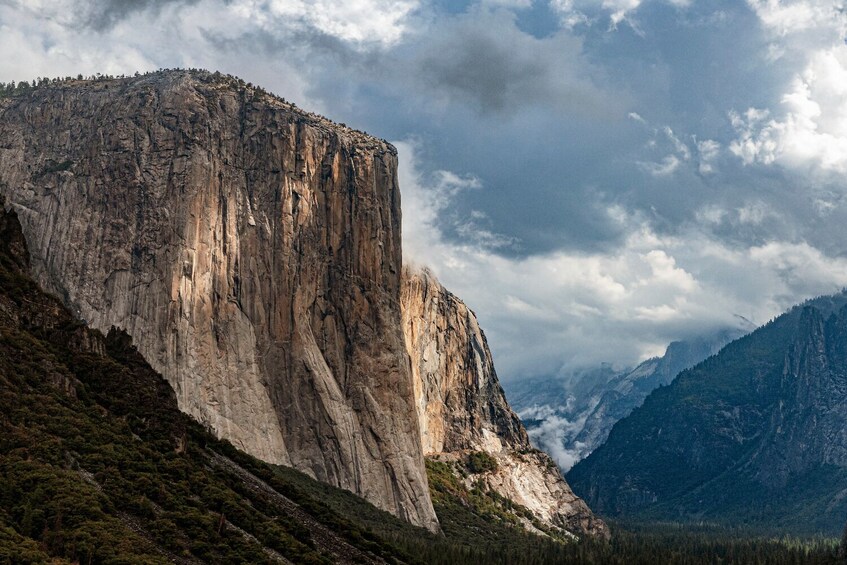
xmin=508 ymin=325 xmax=751 ymax=470
xmin=567 ymin=291 xmax=847 ymax=535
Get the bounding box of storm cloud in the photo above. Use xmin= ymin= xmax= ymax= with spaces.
xmin=2 ymin=0 xmax=847 ymax=380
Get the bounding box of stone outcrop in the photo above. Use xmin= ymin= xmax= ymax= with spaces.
xmin=401 ymin=266 xmax=608 ymax=538
xmin=0 ymin=71 xmax=437 ymax=531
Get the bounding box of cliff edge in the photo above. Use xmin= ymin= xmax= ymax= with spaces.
xmin=0 ymin=70 xmax=437 ymax=530
xmin=402 ymin=266 xmax=608 ymax=538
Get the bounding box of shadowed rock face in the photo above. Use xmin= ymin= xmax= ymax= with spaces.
xmin=401 ymin=266 xmax=608 ymax=538
xmin=567 ymin=293 xmax=847 ymax=535
xmin=0 ymin=71 xmax=437 ymax=531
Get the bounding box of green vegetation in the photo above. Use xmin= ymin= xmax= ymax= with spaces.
xmin=0 ymin=184 xmax=842 ymax=563
xmin=466 ymin=450 xmax=498 ymax=474
xmin=0 ymin=204 xmax=398 ymax=564
xmin=0 ymin=321 xmax=335 ymax=562
xmin=568 ymin=292 xmax=847 ymax=536
xmin=426 ymin=459 xmax=557 ymax=539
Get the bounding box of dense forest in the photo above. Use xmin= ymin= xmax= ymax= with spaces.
xmin=0 ymin=122 xmax=843 ymax=564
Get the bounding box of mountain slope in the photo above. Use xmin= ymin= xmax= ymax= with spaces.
xmin=509 ymin=327 xmax=749 ymax=470
xmin=567 ymin=292 xmax=847 ymax=534
xmin=4 ymin=192 xmax=793 ymax=565
xmin=0 ymin=70 xmax=436 ymax=529
xmin=401 ymin=267 xmax=607 ymax=538
xmin=0 ymin=197 xmax=426 ymax=564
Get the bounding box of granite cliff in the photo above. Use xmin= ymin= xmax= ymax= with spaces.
xmin=401 ymin=267 xmax=607 ymax=538
xmin=0 ymin=197 xmax=421 ymax=563
xmin=0 ymin=71 xmax=437 ymax=530
xmin=0 ymin=70 xmax=608 ymax=539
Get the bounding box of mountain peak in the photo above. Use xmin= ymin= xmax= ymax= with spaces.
xmin=568 ymin=289 xmax=847 ymax=534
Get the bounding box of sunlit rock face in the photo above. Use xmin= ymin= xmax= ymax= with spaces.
xmin=401 ymin=266 xmax=528 ymax=455
xmin=402 ymin=266 xmax=608 ymax=538
xmin=0 ymin=70 xmax=438 ymax=531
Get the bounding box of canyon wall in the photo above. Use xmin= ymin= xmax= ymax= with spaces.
xmin=0 ymin=71 xmax=437 ymax=530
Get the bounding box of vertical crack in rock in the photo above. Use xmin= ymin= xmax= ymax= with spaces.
xmin=0 ymin=71 xmax=438 ymax=531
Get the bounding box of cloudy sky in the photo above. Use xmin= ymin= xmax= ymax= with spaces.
xmin=3 ymin=0 xmax=847 ymax=380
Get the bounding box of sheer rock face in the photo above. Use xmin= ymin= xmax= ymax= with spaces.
xmin=401 ymin=266 xmax=608 ymax=538
xmin=0 ymin=71 xmax=438 ymax=531
xmin=400 ymin=266 xmax=528 ymax=455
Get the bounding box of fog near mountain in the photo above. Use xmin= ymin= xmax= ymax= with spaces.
xmin=568 ymin=290 xmax=847 ymax=535
xmin=507 ymin=322 xmax=753 ymax=471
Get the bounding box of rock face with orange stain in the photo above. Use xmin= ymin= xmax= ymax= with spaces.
xmin=0 ymin=70 xmax=438 ymax=531
xmin=401 ymin=266 xmax=608 ymax=538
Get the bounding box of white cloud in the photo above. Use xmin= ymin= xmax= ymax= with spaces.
xmin=736 ymin=201 xmax=776 ymax=225
xmin=696 ymin=138 xmax=721 ymax=174
xmin=696 ymin=204 xmax=727 ymax=225
xmin=663 ymin=126 xmax=691 ymax=160
xmin=730 ymin=52 xmax=847 ymax=175
xmin=638 ymin=154 xmax=680 ymax=176
xmin=0 ymin=0 xmax=418 ymax=101
xmin=636 ymin=124 xmax=693 ymax=176
xmin=481 ymin=0 xmax=534 ymax=7
xmin=523 ymin=410 xmax=590 ymax=470
xmin=399 ymin=140 xmax=847 ymax=377
xmin=730 ymin=2 xmax=847 ymax=175
xmin=0 ymin=5 xmax=155 ymax=80
xmin=549 ymin=0 xmax=691 ymax=30
xmin=747 ymin=0 xmax=846 ymax=36
xmin=239 ymin=0 xmax=420 ymax=46
xmin=628 ymin=111 xmax=647 ymax=123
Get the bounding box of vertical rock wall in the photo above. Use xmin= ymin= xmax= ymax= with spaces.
xmin=401 ymin=266 xmax=608 ymax=538
xmin=0 ymin=71 xmax=437 ymax=531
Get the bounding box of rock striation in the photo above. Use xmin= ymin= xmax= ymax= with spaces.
xmin=401 ymin=266 xmax=607 ymax=538
xmin=0 ymin=71 xmax=437 ymax=530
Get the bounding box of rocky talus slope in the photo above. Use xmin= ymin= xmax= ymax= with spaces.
xmin=568 ymin=292 xmax=847 ymax=535
xmin=401 ymin=267 xmax=607 ymax=538
xmin=0 ymin=71 xmax=436 ymax=530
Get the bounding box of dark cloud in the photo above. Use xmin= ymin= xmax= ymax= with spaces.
xmin=286 ymin=8 xmax=639 ymax=254
xmin=413 ymin=9 xmax=617 ymax=117
xmin=4 ymin=0 xmax=847 ymax=375
xmin=418 ymin=22 xmax=568 ymax=114
xmin=82 ymin=0 xmax=200 ymax=31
